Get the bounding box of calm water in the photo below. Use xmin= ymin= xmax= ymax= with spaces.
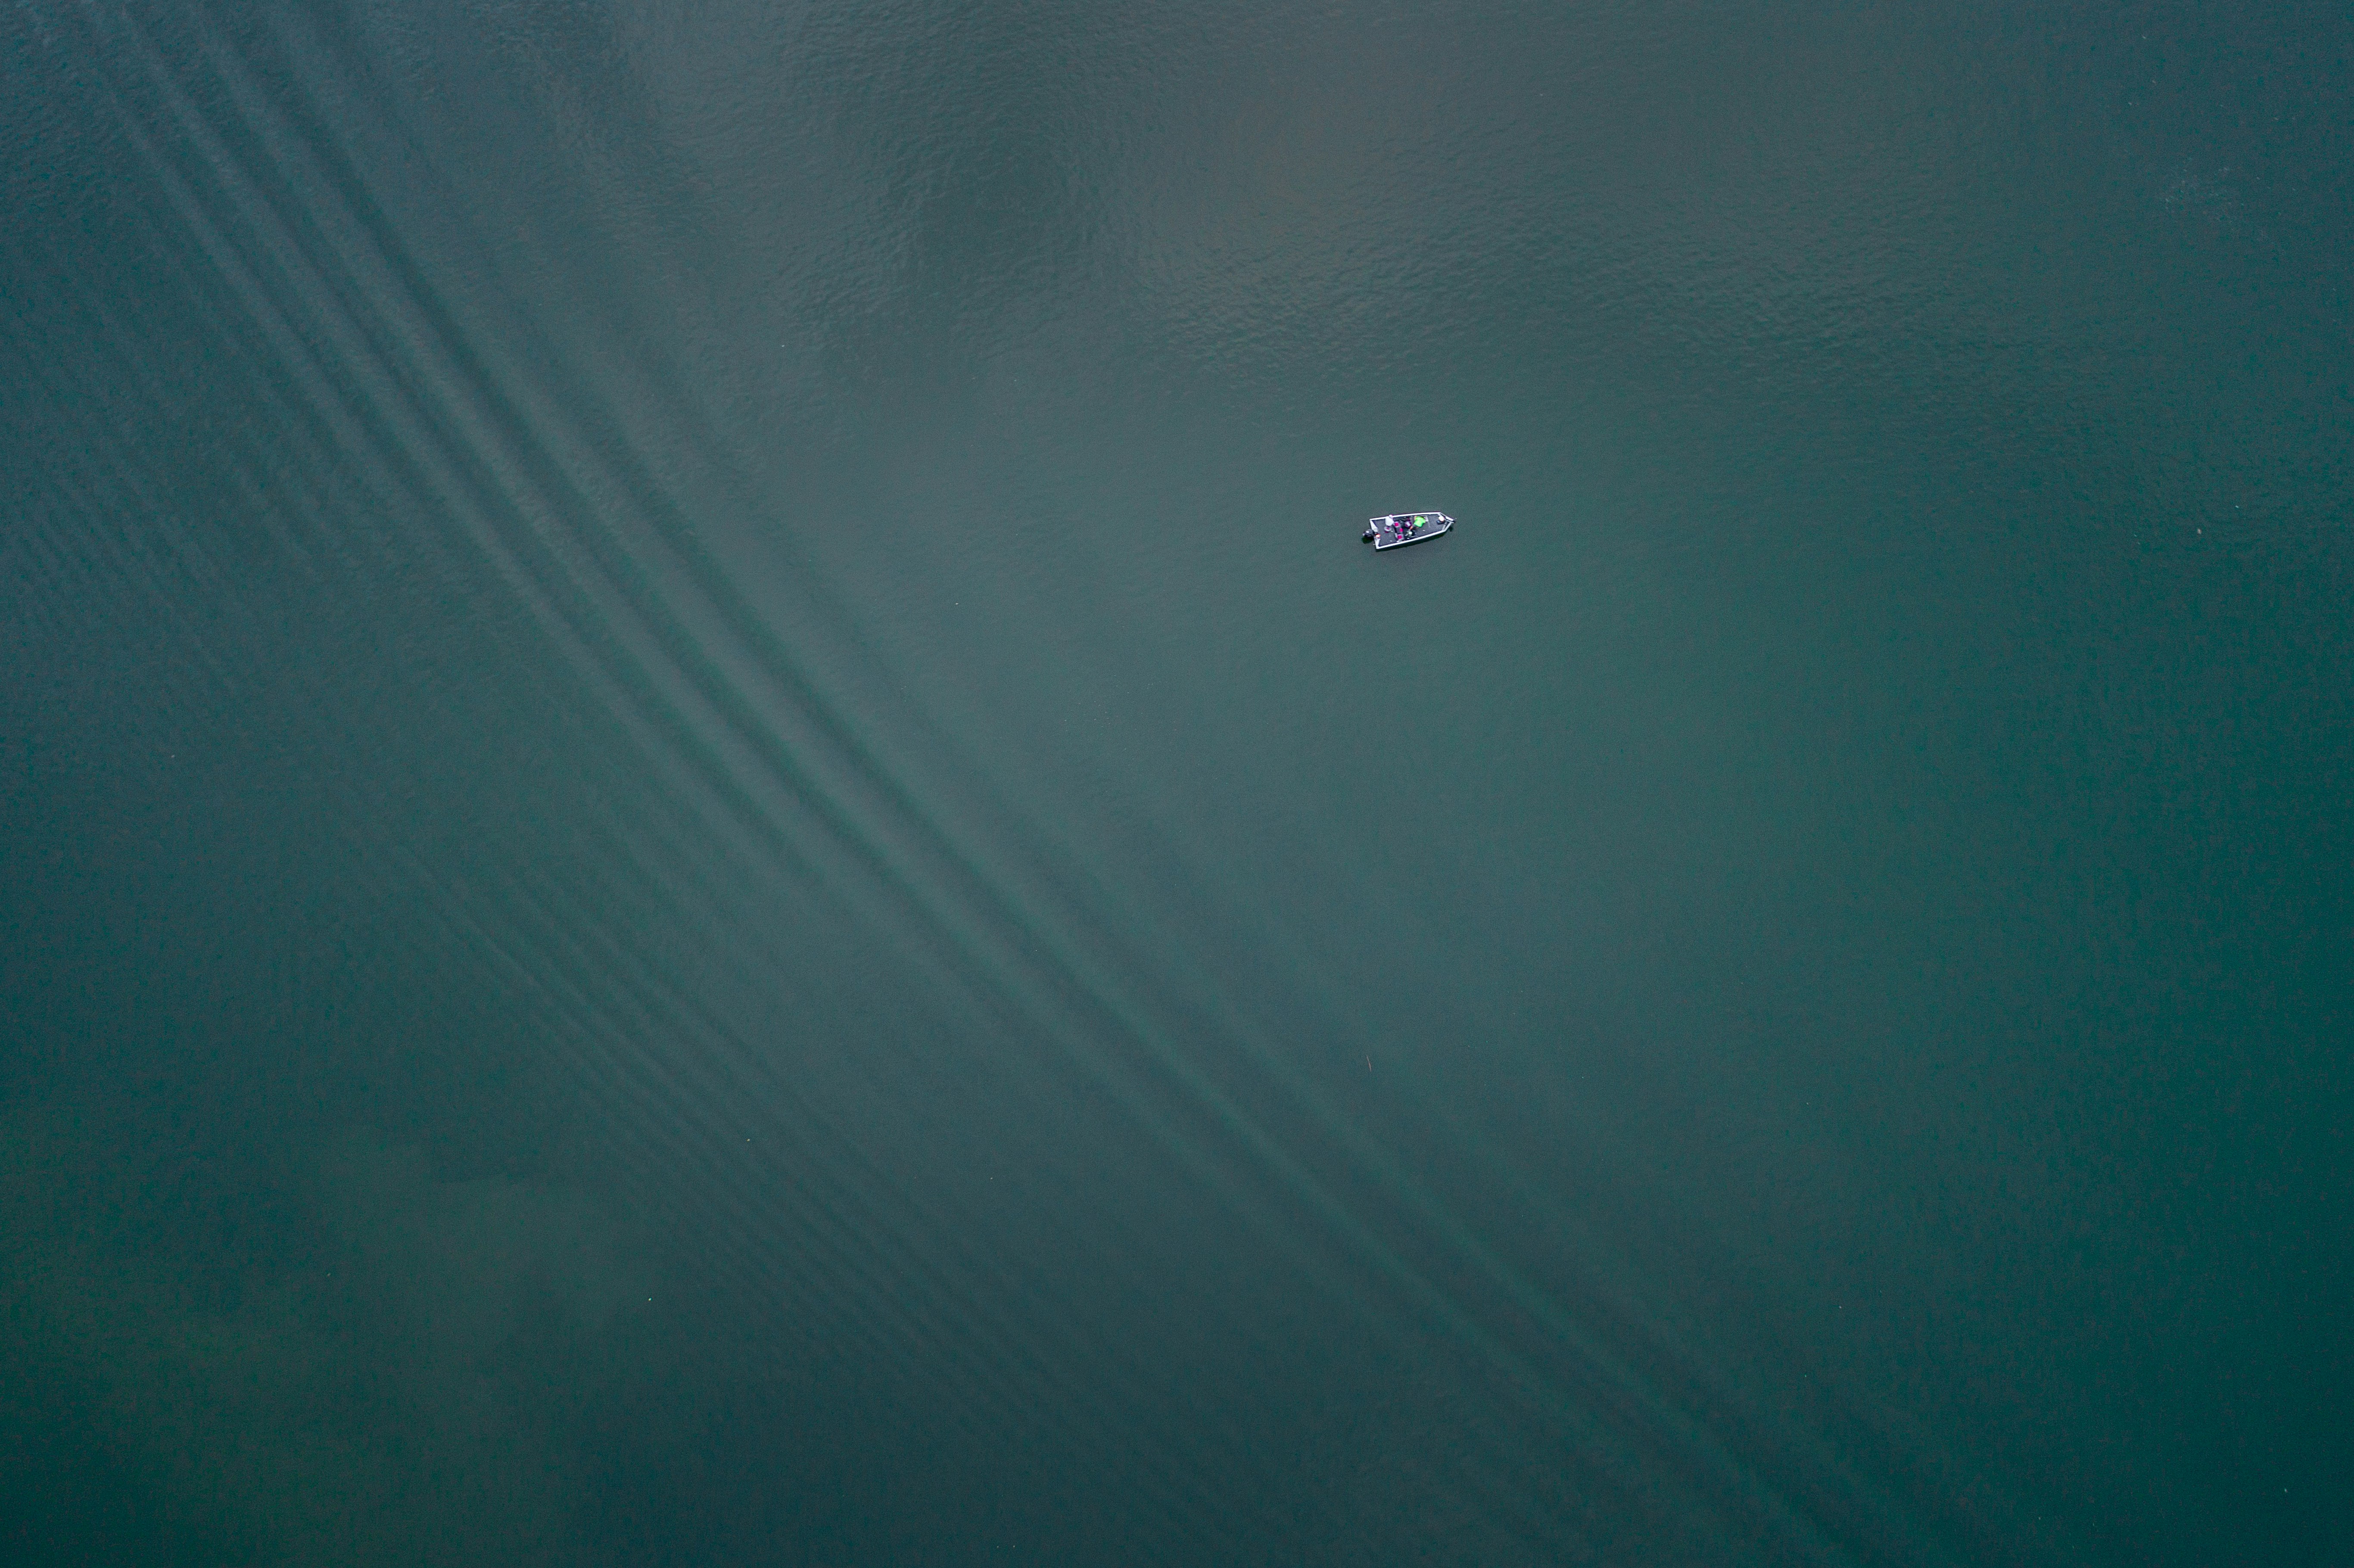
xmin=4 ymin=2 xmax=2349 ymax=1563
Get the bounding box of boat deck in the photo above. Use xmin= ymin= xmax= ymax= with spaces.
xmin=1367 ymin=512 xmax=1452 ymax=549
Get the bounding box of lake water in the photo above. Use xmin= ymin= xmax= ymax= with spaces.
xmin=4 ymin=2 xmax=2348 ymax=1563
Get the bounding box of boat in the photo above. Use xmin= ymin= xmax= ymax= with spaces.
xmin=1362 ymin=511 xmax=1452 ymax=550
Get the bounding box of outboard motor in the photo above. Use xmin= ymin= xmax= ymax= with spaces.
xmin=1362 ymin=527 xmax=1376 ymax=542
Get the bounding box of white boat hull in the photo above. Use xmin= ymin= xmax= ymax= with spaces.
xmin=1366 ymin=512 xmax=1453 ymax=550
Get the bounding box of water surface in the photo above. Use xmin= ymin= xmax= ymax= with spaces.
xmin=4 ymin=2 xmax=2349 ymax=1563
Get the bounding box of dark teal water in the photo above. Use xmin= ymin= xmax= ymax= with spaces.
xmin=5 ymin=3 xmax=2349 ymax=1562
